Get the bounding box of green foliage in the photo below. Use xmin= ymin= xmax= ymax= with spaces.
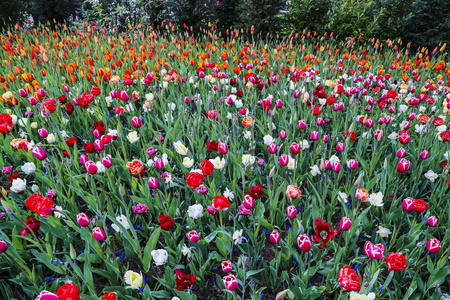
xmin=285 ymin=0 xmax=332 ymax=35
xmin=237 ymin=0 xmax=287 ymax=35
xmin=0 ymin=0 xmax=27 ymax=30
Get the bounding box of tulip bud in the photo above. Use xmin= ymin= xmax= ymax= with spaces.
xmin=94 ymin=139 xmax=104 ymax=151
xmin=279 ymin=130 xmax=287 ymax=140
xmin=347 ymin=159 xmax=358 ymax=170
xmin=279 ymin=154 xmax=289 ymax=166
xmin=38 ymin=128 xmax=49 ymax=138
xmin=187 ymin=230 xmax=200 ymax=243
xmin=319 ymin=158 xmax=325 ymax=171
xmin=268 ymin=144 xmax=278 ymax=154
xmin=397 ymin=158 xmax=411 ymax=173
xmin=221 ymin=260 xmax=233 ymax=273
xmin=336 ymin=142 xmax=345 ymax=152
xmin=298 ymin=120 xmax=306 ymax=129
xmin=276 ymin=99 xmax=283 ymax=108
xmin=37 ymin=88 xmax=46 ymax=97
xmin=32 ymin=147 xmax=47 ymax=160
xmin=120 ymin=91 xmax=130 ymax=101
xmin=339 ymin=217 xmax=352 ymax=231
xmin=290 ymin=142 xmax=301 ymax=155
xmin=243 ymin=194 xmax=254 ymax=209
xmin=297 ymin=234 xmax=312 ymax=252
xmin=80 ymin=154 xmax=88 ymax=166
xmin=148 ymin=177 xmax=159 ymax=189
xmin=35 ymin=291 xmax=60 ymax=300
xmin=28 ymin=97 xmax=38 ymax=105
xmin=420 ymin=150 xmax=429 ymax=160
xmin=324 ymin=160 xmax=332 ymax=170
xmin=155 ymin=158 xmax=164 ymax=170
xmin=85 ymin=160 xmax=98 ymax=175
xmin=102 ymin=156 xmax=113 ymax=168
xmin=218 ymin=142 xmax=228 ymax=154
xmin=207 ymin=204 xmax=216 ymax=215
xmin=310 ymin=131 xmax=319 ymax=141
xmin=92 ymin=227 xmax=106 ymax=241
xmin=426 ymin=238 xmax=441 ymax=253
xmin=223 ymin=274 xmax=238 ymax=291
xmin=286 ymin=205 xmax=297 ymax=219
xmin=269 ymin=229 xmax=281 ymax=244
xmin=131 ymin=116 xmax=142 ymax=129
xmin=332 ymin=162 xmax=341 ymax=172
xmin=0 ymin=240 xmax=8 ymax=253
xmin=293 ymin=90 xmax=300 ymax=98
xmin=322 ymin=135 xmax=329 ymax=143
xmin=402 ymin=197 xmax=414 ymax=211
xmin=316 ymin=118 xmax=324 ymax=126
xmin=19 ymin=89 xmax=27 ymax=97
xmin=397 ymin=148 xmax=406 ymax=158
xmin=77 ymin=213 xmax=90 ymax=227
xmin=427 ymin=216 xmax=438 ymax=227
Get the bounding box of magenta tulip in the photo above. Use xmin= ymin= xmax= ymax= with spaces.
xmin=77 ymin=213 xmax=90 ymax=227
xmin=92 ymin=227 xmax=106 ymax=241
xmin=297 ymin=234 xmax=312 ymax=252
xmin=270 ymin=229 xmax=281 ymax=244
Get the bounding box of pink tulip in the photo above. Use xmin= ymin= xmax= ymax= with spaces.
xmin=94 ymin=140 xmax=104 ymax=151
xmin=131 ymin=116 xmax=142 ymax=129
xmin=187 ymin=230 xmax=200 ymax=243
xmin=37 ymin=89 xmax=46 ymax=97
xmin=110 ymin=90 xmax=117 ymax=98
xmin=286 ymin=205 xmax=297 ymax=219
xmin=427 ymin=216 xmax=438 ymax=227
xmin=0 ymin=240 xmax=8 ymax=253
xmin=427 ymin=239 xmax=441 ymax=253
xmin=148 ymin=177 xmax=159 ymax=189
xmin=207 ymin=205 xmax=216 ymax=215
xmin=420 ymin=150 xmax=429 ymax=160
xmin=397 ymin=148 xmax=406 ymax=158
xmin=397 ymin=158 xmax=411 ymax=173
xmin=332 ymin=162 xmax=341 ymax=172
xmin=92 ymin=129 xmax=101 ymax=138
xmin=270 ymin=229 xmax=281 ymax=244
xmin=32 ymin=147 xmax=47 ymax=160
xmin=316 ymin=118 xmax=324 ymax=126
xmin=276 ymin=99 xmax=283 ymax=108
xmin=310 ymin=131 xmax=319 ymax=141
xmin=279 ymin=130 xmax=287 ymax=140
xmin=35 ymin=290 xmax=60 ymax=300
xmin=92 ymin=227 xmax=106 ymax=241
xmin=297 ymin=234 xmax=312 ymax=252
xmin=293 ymin=90 xmax=300 ymax=98
xmin=336 ymin=142 xmax=345 ymax=152
xmin=384 ymin=116 xmax=392 ymax=124
xmin=339 ymin=217 xmax=352 ymax=231
xmin=322 ymin=135 xmax=329 ymax=143
xmin=221 ymin=261 xmax=233 ymax=273
xmin=19 ymin=89 xmax=27 ymax=97
xmin=290 ymin=142 xmax=301 ymax=155
xmin=268 ymin=144 xmax=278 ymax=154
xmin=80 ymin=154 xmax=88 ymax=166
xmin=120 ymin=91 xmax=129 ymax=101
xmin=298 ymin=120 xmax=306 ymax=129
xmin=374 ymin=129 xmax=384 ymax=140
xmin=28 ymin=97 xmax=38 ymax=105
xmin=218 ymin=142 xmax=228 ymax=154
xmin=347 ymin=159 xmax=358 ymax=170
xmin=155 ymin=158 xmax=164 ymax=170
xmin=364 ymin=241 xmax=384 ymax=259
xmin=402 ymin=197 xmax=414 ymax=211
xmin=243 ymin=195 xmax=254 ymax=209
xmin=85 ymin=160 xmax=98 ymax=175
xmin=223 ymin=274 xmax=238 ymax=291
xmin=102 ymin=156 xmax=113 ymax=168
xmin=279 ymin=154 xmax=289 ymax=166
xmin=77 ymin=213 xmax=90 ymax=227
xmin=38 ymin=128 xmax=49 ymax=138
xmin=324 ymin=160 xmax=332 ymax=169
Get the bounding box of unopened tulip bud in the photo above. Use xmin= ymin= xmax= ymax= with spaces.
xmin=19 ymin=89 xmax=27 ymax=97
xmin=279 ymin=154 xmax=289 ymax=166
xmin=426 ymin=238 xmax=441 ymax=253
xmin=397 ymin=148 xmax=406 ymax=158
xmin=77 ymin=213 xmax=90 ymax=227
xmin=243 ymin=194 xmax=254 ymax=209
xmin=221 ymin=260 xmax=233 ymax=273
xmin=207 ymin=204 xmax=216 ymax=215
xmin=322 ymin=135 xmax=329 ymax=143
xmin=148 ymin=177 xmax=159 ymax=189
xmin=218 ymin=142 xmax=228 ymax=154
xmin=286 ymin=205 xmax=297 ymax=219
xmin=324 ymin=160 xmax=331 ymax=170
xmin=270 ymin=229 xmax=281 ymax=244
xmin=38 ymin=128 xmax=49 ymax=138
xmin=131 ymin=116 xmax=142 ymax=128
xmin=402 ymin=197 xmax=414 ymax=211
xmin=223 ymin=274 xmax=238 ymax=291
xmin=85 ymin=160 xmax=98 ymax=175
xmin=102 ymin=156 xmax=112 ymax=168
xmin=427 ymin=216 xmax=438 ymax=227
xmin=279 ymin=130 xmax=287 ymax=140
xmin=298 ymin=120 xmax=306 ymax=129
xmin=311 ymin=131 xmax=319 ymax=141
xmin=276 ymin=99 xmax=283 ymax=108
xmin=0 ymin=240 xmax=8 ymax=253
xmin=94 ymin=140 xmax=104 ymax=151
xmin=187 ymin=230 xmax=200 ymax=243
xmin=290 ymin=142 xmax=301 ymax=155
xmin=420 ymin=150 xmax=429 ymax=160
xmin=297 ymin=234 xmax=312 ymax=252
xmin=268 ymin=144 xmax=278 ymax=154
xmin=336 ymin=142 xmax=345 ymax=152
xmin=339 ymin=217 xmax=352 ymax=231
xmin=92 ymin=227 xmax=106 ymax=241
xmin=32 ymin=147 xmax=47 ymax=160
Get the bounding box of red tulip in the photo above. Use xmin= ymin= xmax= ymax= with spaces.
xmin=131 ymin=116 xmax=141 ymax=128
xmin=92 ymin=227 xmax=106 ymax=241
xmin=270 ymin=229 xmax=281 ymax=244
xmin=279 ymin=154 xmax=289 ymax=166
xmin=397 ymin=158 xmax=411 ymax=173
xmin=77 ymin=213 xmax=90 ymax=227
xmin=339 ymin=217 xmax=352 ymax=231
xmin=426 ymin=239 xmax=441 ymax=253
xmin=85 ymin=160 xmax=98 ymax=175
xmin=32 ymin=147 xmax=47 ymax=160
xmin=297 ymin=234 xmax=312 ymax=252
xmin=338 ymin=265 xmax=360 ymax=291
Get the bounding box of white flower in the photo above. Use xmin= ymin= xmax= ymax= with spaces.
xmin=376 ymin=226 xmax=392 ymax=238
xmin=127 ymin=131 xmax=139 ymax=143
xmin=263 ymin=135 xmax=275 ymax=145
xmin=164 ymin=113 xmax=174 ymax=122
xmin=287 ymin=156 xmax=296 ymax=170
xmin=235 ymin=99 xmax=243 ymax=108
xmin=209 ymin=156 xmax=226 ymax=169
xmin=60 ymin=130 xmax=69 ymax=138
xmin=243 ymin=131 xmax=252 ymax=139
xmin=223 ymin=188 xmax=235 ymax=201
xmin=415 ymin=124 xmax=427 ymax=134
xmin=226 ymin=112 xmax=233 ymax=119
xmin=96 ymin=161 xmax=106 ymax=173
xmin=232 ymin=229 xmax=246 ymax=245
xmin=241 ymin=154 xmax=255 ymax=166
xmin=11 ymin=178 xmax=26 ymax=193
xmin=436 ymin=125 xmax=447 ymax=133
xmin=53 ymin=205 xmax=65 ymax=219
xmin=361 ymin=131 xmax=371 ymax=139
xmin=444 ymin=151 xmax=450 ymax=161
xmin=388 ymin=132 xmax=398 ymax=140
xmin=31 ymin=122 xmax=38 ymax=129
xmin=183 ymin=157 xmax=194 ymax=168
xmin=145 ymin=93 xmax=154 ymax=101
xmin=151 ymin=249 xmax=168 ymax=266
xmin=18 ymin=118 xmax=28 ymax=127
xmin=147 ymin=159 xmax=154 ymax=168
xmin=301 ymin=140 xmax=310 ymax=149
xmin=338 ymin=191 xmax=348 ymax=203
xmin=117 ymin=215 xmax=130 ymax=230
xmin=349 ymin=291 xmax=376 ymax=300
xmin=368 ymin=192 xmax=384 ymax=207
xmin=125 ymin=103 xmax=135 ymax=112
xmin=108 ymin=129 xmax=118 ymax=137
xmin=424 ymin=170 xmax=439 ymax=182
xmin=329 ymin=155 xmax=340 ymax=164
xmin=105 ymin=96 xmax=113 ymax=106
xmin=46 ymin=133 xmax=56 ymax=143
xmin=267 ymin=122 xmax=276 ymax=130
xmin=161 ymin=153 xmax=169 ymax=166
xmin=21 ymin=162 xmax=36 ymax=175
xmin=181 ymin=244 xmax=192 ymax=259
xmin=187 ymin=204 xmax=203 ymax=219
xmin=168 ymin=102 xmax=176 ymax=110
xmin=419 ymin=105 xmax=426 ymax=112
xmin=398 ymin=104 xmax=408 ymax=113
xmin=124 ymin=271 xmax=143 ymax=289
xmin=310 ymin=165 xmax=321 ymax=176
xmin=173 ymin=141 xmax=188 ymax=155
xmin=31 ymin=184 xmax=39 ymax=192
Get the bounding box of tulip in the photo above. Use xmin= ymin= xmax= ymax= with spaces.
xmin=38 ymin=128 xmax=49 ymax=138
xmin=286 ymin=205 xmax=297 ymax=219
xmin=293 ymin=90 xmax=300 ymax=98
xmin=268 ymin=144 xmax=278 ymax=154
xmin=338 ymin=102 xmax=344 ymax=110
xmin=427 ymin=216 xmax=438 ymax=227
xmin=402 ymin=197 xmax=414 ymax=211
xmin=218 ymin=142 xmax=228 ymax=154
xmin=427 ymin=239 xmax=441 ymax=253
xmin=187 ymin=230 xmax=200 ymax=243
xmin=155 ymin=158 xmax=164 ymax=170
xmin=120 ymin=91 xmax=130 ymax=101
xmin=35 ymin=291 xmax=60 ymax=300
xmin=397 ymin=148 xmax=406 ymax=158
xmin=94 ymin=139 xmax=104 ymax=151
xmin=77 ymin=213 xmax=90 ymax=227
xmin=148 ymin=177 xmax=159 ymax=189
xmin=19 ymin=89 xmax=27 ymax=97
xmin=0 ymin=240 xmax=8 ymax=253
xmin=131 ymin=116 xmax=142 ymax=128
xmin=37 ymin=89 xmax=46 ymax=97
xmin=374 ymin=129 xmax=384 ymax=140
xmin=298 ymin=120 xmax=306 ymax=129
xmin=92 ymin=227 xmax=106 ymax=241
xmin=270 ymin=229 xmax=281 ymax=244
xmin=207 ymin=204 xmax=216 ymax=215
xmin=324 ymin=160 xmax=332 ymax=169
xmin=339 ymin=217 xmax=352 ymax=231
xmin=310 ymin=131 xmax=319 ymax=141
xmin=279 ymin=154 xmax=289 ymax=166
xmin=221 ymin=261 xmax=233 ymax=273
xmin=290 ymin=142 xmax=301 ymax=155
xmin=28 ymin=97 xmax=38 ymax=105
xmin=92 ymin=129 xmax=101 ymax=138
xmin=322 ymin=135 xmax=329 ymax=143
xmin=286 ymin=185 xmax=301 ymax=199
xmin=110 ymin=90 xmax=117 ymax=98
xmin=333 ymin=104 xmax=339 ymax=111
xmin=279 ymin=130 xmax=287 ymax=140
xmin=80 ymin=154 xmax=88 ymax=166
xmin=102 ymin=156 xmax=113 ymax=168
xmin=332 ymin=162 xmax=341 ymax=172
xmin=420 ymin=150 xmax=429 ymax=160
xmin=276 ymin=99 xmax=283 ymax=108
xmin=223 ymin=274 xmax=238 ymax=291
xmin=316 ymin=118 xmax=324 ymax=126
xmin=85 ymin=161 xmax=98 ymax=175
xmin=297 ymin=234 xmax=312 ymax=252
xmin=397 ymin=158 xmax=411 ymax=173
xmin=347 ymin=159 xmax=358 ymax=170
xmin=32 ymin=147 xmax=47 ymax=160
xmin=336 ymin=142 xmax=345 ymax=152
xmin=384 ymin=116 xmax=392 ymax=124
xmin=242 ymin=195 xmax=254 ymax=209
